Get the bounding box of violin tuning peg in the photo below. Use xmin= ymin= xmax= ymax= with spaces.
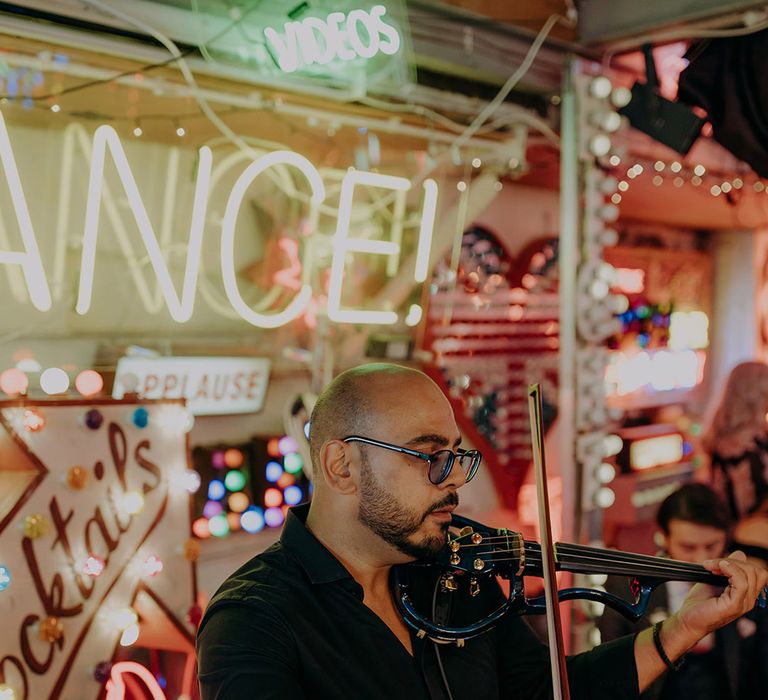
xmin=473 ymin=558 xmax=485 ymax=571
xmin=471 ymin=532 xmax=482 ymax=545
xmin=450 ymin=553 xmax=460 ymax=566
xmin=459 ymin=526 xmax=474 ymax=538
xmin=449 ymin=540 xmax=460 ymax=552
xmin=441 ymin=573 xmax=459 ymax=592
xmin=469 ymin=577 xmax=480 ymax=597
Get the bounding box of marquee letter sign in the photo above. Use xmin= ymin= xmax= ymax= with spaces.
xmin=0 ymin=399 xmax=197 ymax=700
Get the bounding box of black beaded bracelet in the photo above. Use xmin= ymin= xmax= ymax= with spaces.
xmin=652 ymin=621 xmax=686 ymax=671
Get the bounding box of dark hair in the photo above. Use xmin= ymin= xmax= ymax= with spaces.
xmin=656 ymin=483 xmax=732 ymax=534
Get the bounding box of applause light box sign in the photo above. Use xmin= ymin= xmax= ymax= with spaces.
xmin=0 ymin=399 xmax=200 ymax=700
xmin=113 ymin=356 xmax=271 ymax=416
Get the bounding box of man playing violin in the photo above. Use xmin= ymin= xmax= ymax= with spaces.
xmin=197 ymin=363 xmax=768 ymax=699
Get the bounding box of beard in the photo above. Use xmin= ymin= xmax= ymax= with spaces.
xmin=357 ymin=449 xmax=459 ymax=559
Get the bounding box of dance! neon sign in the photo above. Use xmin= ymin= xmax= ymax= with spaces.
xmin=0 ymin=111 xmax=438 ymax=328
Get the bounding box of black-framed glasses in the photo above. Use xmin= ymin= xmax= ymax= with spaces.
xmin=341 ymin=435 xmax=481 ymax=485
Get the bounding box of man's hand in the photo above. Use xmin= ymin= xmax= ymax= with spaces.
xmin=676 ymin=550 xmax=768 ymax=639
xmin=635 ymin=550 xmax=768 ymax=692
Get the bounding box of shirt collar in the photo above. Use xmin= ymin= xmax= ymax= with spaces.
xmin=281 ymin=503 xmax=358 ymax=588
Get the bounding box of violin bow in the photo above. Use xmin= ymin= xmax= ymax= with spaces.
xmin=528 ymin=384 xmax=571 ymax=700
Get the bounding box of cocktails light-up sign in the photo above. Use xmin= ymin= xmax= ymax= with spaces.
xmin=0 ymin=110 xmax=438 ymax=328
xmin=264 ymin=5 xmax=401 ymax=73
xmin=0 ymin=400 xmax=197 ymax=700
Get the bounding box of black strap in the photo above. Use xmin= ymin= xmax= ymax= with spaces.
xmin=652 ymin=621 xmax=686 ymax=671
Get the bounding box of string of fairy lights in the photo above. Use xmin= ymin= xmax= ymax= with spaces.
xmin=606 ymin=153 xmax=768 ymax=205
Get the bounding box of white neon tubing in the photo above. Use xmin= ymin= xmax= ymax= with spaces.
xmin=53 ymin=122 xmax=79 ymax=302
xmin=0 ymin=206 xmax=26 ymax=303
xmin=264 ymin=26 xmax=300 ymax=73
xmin=153 ymin=145 xmax=180 ymax=311
xmin=386 ymin=190 xmax=406 ymax=277
xmin=373 ymin=5 xmax=401 ymax=55
xmin=414 ymin=178 xmax=439 ymax=283
xmin=221 ymin=150 xmax=323 ymax=328
xmin=327 ymin=169 xmax=410 ymax=324
xmin=0 ymin=109 xmax=51 ymax=311
xmin=105 ymin=661 xmax=167 ymax=700
xmin=77 ymin=125 xmax=212 ymax=322
xmin=72 ymin=124 xmax=157 ymax=314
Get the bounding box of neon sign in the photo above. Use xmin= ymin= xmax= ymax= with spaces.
xmin=105 ymin=661 xmax=166 ymax=700
xmin=264 ymin=5 xmax=401 ymax=73
xmin=0 ymin=111 xmax=438 ymax=328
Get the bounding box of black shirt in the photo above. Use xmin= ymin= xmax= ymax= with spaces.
xmin=197 ymin=504 xmax=639 ymax=699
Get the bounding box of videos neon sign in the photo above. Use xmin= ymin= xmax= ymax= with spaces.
xmin=0 ymin=111 xmax=438 ymax=328
xmin=264 ymin=5 xmax=401 ymax=73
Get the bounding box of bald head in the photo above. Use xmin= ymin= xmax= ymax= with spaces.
xmin=308 ymin=363 xmax=433 ymax=476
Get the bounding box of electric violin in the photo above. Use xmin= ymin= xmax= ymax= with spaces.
xmin=393 ymin=511 xmax=740 ymax=645
xmin=393 ymin=386 xmax=767 ymax=650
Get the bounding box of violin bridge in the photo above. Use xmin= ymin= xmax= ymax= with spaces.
xmin=510 ymin=531 xmax=525 ymax=576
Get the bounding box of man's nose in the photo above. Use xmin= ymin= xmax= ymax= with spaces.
xmin=440 ymin=458 xmax=469 ymax=490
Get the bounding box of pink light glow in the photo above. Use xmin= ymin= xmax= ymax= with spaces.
xmin=105 ymin=661 xmax=167 ymax=700
xmin=0 ymin=368 xmax=28 ymax=395
xmin=75 ymin=370 xmax=104 ymax=397
xmin=614 ymin=268 xmax=645 ymax=294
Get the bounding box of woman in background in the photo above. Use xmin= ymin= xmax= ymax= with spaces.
xmin=702 ymin=361 xmax=768 ymax=520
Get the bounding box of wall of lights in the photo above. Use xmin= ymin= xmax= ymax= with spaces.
xmin=191 ymin=432 xmax=311 ymax=540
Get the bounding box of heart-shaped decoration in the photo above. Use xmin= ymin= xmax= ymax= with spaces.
xmin=423 ymin=226 xmax=560 ymax=508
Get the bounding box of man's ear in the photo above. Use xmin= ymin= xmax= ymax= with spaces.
xmin=318 ymin=440 xmax=358 ymax=495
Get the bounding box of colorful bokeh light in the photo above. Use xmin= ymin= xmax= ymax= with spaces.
xmin=211 ymin=450 xmax=226 ymax=469
xmin=241 ymin=508 xmax=265 ymax=533
xmin=208 ymin=480 xmax=226 ymax=500
xmin=265 ymin=461 xmax=283 ymax=482
xmin=208 ymin=513 xmax=230 ymax=538
xmin=278 ymin=436 xmax=299 ymax=455
xmin=265 ymin=507 xmax=284 ymax=528
xmin=75 ymin=370 xmax=103 ymax=397
xmin=283 ymin=485 xmax=303 ymax=505
xmin=224 ymin=448 xmax=244 ymax=468
xmin=228 ymin=492 xmax=250 ymax=513
xmin=225 ymin=470 xmax=247 ymax=492
xmin=0 ymin=565 xmax=10 ymax=591
xmin=264 ymin=488 xmax=283 ymax=508
xmin=192 ymin=518 xmax=210 ymax=538
xmin=284 ymin=453 xmax=303 ymax=474
xmin=131 ymin=406 xmax=149 ymax=428
xmin=267 ymin=438 xmax=281 ymax=457
xmin=277 ymin=472 xmax=296 ymax=489
xmin=0 ymin=368 xmax=28 ymax=396
xmin=203 ymin=500 xmax=224 ymax=519
xmin=227 ymin=512 xmax=242 ymax=531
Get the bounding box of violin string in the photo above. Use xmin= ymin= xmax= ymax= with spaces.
xmin=485 ymin=554 xmax=726 ymax=581
xmin=522 ymin=556 xmax=722 ymax=578
xmin=451 ymin=545 xmax=725 ymax=579
xmin=455 ymin=539 xmax=714 ymax=574
xmin=510 ymin=551 xmax=720 ymax=577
